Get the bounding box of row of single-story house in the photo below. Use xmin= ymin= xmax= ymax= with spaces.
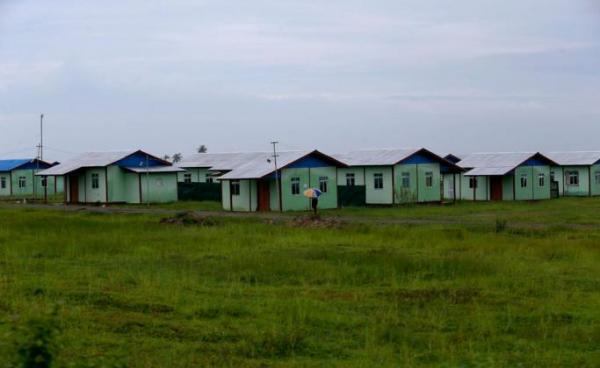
xmin=35 ymin=150 xmax=183 ymax=204
xmin=442 ymin=151 xmax=600 ymax=201
xmin=6 ymin=148 xmax=597 ymax=210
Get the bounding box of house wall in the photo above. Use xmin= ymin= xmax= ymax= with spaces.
xmin=308 ymin=167 xmax=338 ymax=210
xmin=0 ymin=172 xmax=11 ymax=196
xmin=279 ymin=167 xmax=338 ymax=211
xmin=550 ymin=167 xmax=564 ymax=196
xmin=591 ymin=165 xmax=600 ymax=196
xmin=82 ymin=168 xmax=108 ymax=203
xmin=502 ymin=175 xmax=514 ymax=201
xmin=393 ymin=163 xmax=441 ymax=203
xmin=178 ymin=168 xmax=211 ymax=183
xmin=513 ymin=166 xmax=551 ymax=200
xmin=337 ymin=168 xmax=366 ymax=186
xmin=140 ymin=173 xmax=179 ymax=203
xmin=365 ymin=166 xmax=393 ymax=204
xmin=221 ymin=179 xmax=257 ymax=211
xmin=460 ymin=175 xmax=489 ymax=201
xmin=442 ymin=173 xmax=462 ymax=201
xmin=561 ymin=166 xmax=590 ymax=197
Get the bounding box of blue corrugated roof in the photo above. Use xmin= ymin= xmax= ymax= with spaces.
xmin=0 ymin=159 xmax=34 ymax=172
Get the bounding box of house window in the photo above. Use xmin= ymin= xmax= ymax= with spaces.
xmin=91 ymin=173 xmax=100 ymax=189
xmin=374 ymin=173 xmax=384 ymax=189
xmin=291 ymin=177 xmax=300 ymax=195
xmin=596 ymin=172 xmax=600 ymax=185
xmin=550 ymin=171 xmax=555 ymax=181
xmin=469 ymin=177 xmax=477 ymax=189
xmin=41 ymin=177 xmax=47 ymax=187
xmin=567 ymin=171 xmax=579 ymax=186
xmin=0 ymin=177 xmax=5 ymax=189
xmin=346 ymin=173 xmax=355 ymax=187
xmin=18 ymin=176 xmax=26 ymax=188
xmin=425 ymin=172 xmax=433 ymax=187
xmin=319 ymin=176 xmax=328 ymax=193
xmin=207 ymin=177 xmax=214 ymax=184
xmin=183 ymin=173 xmax=192 ymax=183
xmin=520 ymin=174 xmax=528 ymax=188
xmin=538 ymin=173 xmax=545 ymax=187
xmin=230 ymin=180 xmax=240 ymax=196
xmin=401 ymin=172 xmax=410 ymax=188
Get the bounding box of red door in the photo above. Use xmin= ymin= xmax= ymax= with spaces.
xmin=257 ymin=180 xmax=270 ymax=211
xmin=490 ymin=176 xmax=503 ymax=201
xmin=69 ymin=175 xmax=79 ymax=203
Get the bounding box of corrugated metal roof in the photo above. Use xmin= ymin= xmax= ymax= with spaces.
xmin=125 ymin=166 xmax=185 ymax=173
xmin=546 ymin=151 xmax=600 ymax=166
xmin=37 ymin=150 xmax=172 ymax=176
xmin=332 ymin=148 xmax=421 ymax=166
xmin=0 ymin=159 xmax=34 ymax=172
xmin=458 ymin=152 xmax=554 ymax=176
xmin=178 ymin=152 xmax=268 ymax=170
xmin=37 ymin=151 xmax=133 ymax=176
xmin=219 ymin=151 xmax=314 ymax=180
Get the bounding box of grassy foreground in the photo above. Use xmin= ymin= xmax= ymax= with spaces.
xmin=0 ymin=201 xmax=600 ymax=367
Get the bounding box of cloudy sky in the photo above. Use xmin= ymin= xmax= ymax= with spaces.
xmin=1 ymin=0 xmax=599 ymax=161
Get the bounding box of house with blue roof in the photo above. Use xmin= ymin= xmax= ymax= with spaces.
xmin=0 ymin=159 xmax=58 ymax=198
xmin=36 ymin=150 xmax=183 ymax=204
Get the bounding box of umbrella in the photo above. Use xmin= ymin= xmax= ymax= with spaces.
xmin=303 ymin=188 xmax=322 ymax=198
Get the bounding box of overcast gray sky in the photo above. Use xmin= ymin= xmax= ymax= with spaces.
xmin=1 ymin=0 xmax=599 ymax=161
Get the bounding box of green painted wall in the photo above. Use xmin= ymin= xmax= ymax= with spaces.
xmin=591 ymin=165 xmax=600 ymax=196
xmin=140 ymin=173 xmax=178 ymax=203
xmin=269 ymin=179 xmax=280 ymax=211
xmin=365 ymin=167 xmax=393 ymax=204
xmin=393 ymin=163 xmax=441 ymax=203
xmin=0 ymin=172 xmax=11 ymax=196
xmin=561 ymin=166 xmax=591 ymax=197
xmin=550 ymin=167 xmax=564 ymax=196
xmin=221 ymin=179 xmax=256 ymax=211
xmin=308 ymin=167 xmax=337 ymax=210
xmin=281 ymin=168 xmax=311 ymax=211
xmin=3 ymin=169 xmax=57 ymax=198
xmin=460 ymin=175 xmax=489 ymax=201
xmin=124 ymin=173 xmax=141 ymax=204
xmin=513 ymin=166 xmax=551 ymax=200
xmin=442 ymin=173 xmax=462 ymax=201
xmin=502 ymin=175 xmax=514 ymax=201
xmin=178 ymin=168 xmax=211 ymax=183
xmin=337 ymin=168 xmax=366 ymax=186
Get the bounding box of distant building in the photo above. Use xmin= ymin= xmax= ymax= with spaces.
xmin=37 ymin=150 xmax=183 ymax=204
xmin=333 ymin=148 xmax=463 ymax=205
xmin=545 ymin=151 xmax=600 ymax=197
xmin=452 ymin=152 xmax=558 ymax=201
xmin=181 ymin=150 xmax=346 ymax=211
xmin=0 ymin=159 xmax=58 ymax=198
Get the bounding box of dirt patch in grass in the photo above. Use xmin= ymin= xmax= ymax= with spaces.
xmin=160 ymin=211 xmax=222 ymax=226
xmin=282 ymin=216 xmax=347 ymax=229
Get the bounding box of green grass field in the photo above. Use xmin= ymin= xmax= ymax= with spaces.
xmin=1 ymin=199 xmax=600 ymax=367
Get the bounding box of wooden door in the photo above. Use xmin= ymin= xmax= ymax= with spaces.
xmin=490 ymin=176 xmax=503 ymax=201
xmin=69 ymin=175 xmax=79 ymax=203
xmin=257 ymin=180 xmax=270 ymax=211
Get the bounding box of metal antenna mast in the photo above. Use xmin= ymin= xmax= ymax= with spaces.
xmin=39 ymin=114 xmax=44 ymax=160
xmin=271 ymin=141 xmax=282 ymax=212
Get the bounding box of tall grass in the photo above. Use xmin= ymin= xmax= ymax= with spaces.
xmin=0 ymin=204 xmax=599 ymax=366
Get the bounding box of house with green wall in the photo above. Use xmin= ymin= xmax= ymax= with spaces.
xmin=0 ymin=159 xmax=59 ymax=198
xmin=188 ymin=151 xmax=346 ymax=212
xmin=545 ymin=152 xmax=600 ymax=197
xmin=37 ymin=150 xmax=182 ymax=204
xmin=334 ymin=148 xmax=463 ymax=206
xmin=450 ymin=152 xmax=558 ymax=201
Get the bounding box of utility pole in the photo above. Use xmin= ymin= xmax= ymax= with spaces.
xmin=40 ymin=114 xmax=44 ymax=161
xmin=271 ymin=141 xmax=282 ymax=212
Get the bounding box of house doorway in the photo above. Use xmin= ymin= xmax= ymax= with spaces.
xmin=257 ymin=180 xmax=270 ymax=211
xmin=69 ymin=175 xmax=79 ymax=203
xmin=490 ymin=176 xmax=503 ymax=201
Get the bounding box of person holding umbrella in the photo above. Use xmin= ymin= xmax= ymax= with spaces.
xmin=304 ymin=188 xmax=322 ymax=216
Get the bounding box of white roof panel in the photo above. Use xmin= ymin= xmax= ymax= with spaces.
xmin=332 ymin=148 xmax=421 ymax=166
xmin=546 ymin=151 xmax=600 ymax=166
xmin=125 ymin=166 xmax=185 ymax=173
xmin=36 ymin=151 xmax=134 ymax=176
